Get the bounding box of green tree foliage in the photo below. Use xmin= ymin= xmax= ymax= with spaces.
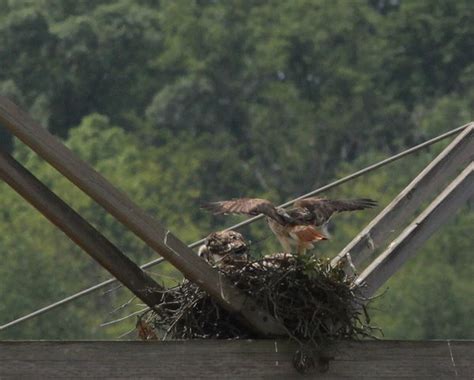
xmin=0 ymin=0 xmax=472 ymax=339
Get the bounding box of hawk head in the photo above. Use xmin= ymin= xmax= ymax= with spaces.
xmin=198 ymin=230 xmax=249 ymax=267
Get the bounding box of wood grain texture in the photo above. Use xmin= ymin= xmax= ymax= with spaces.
xmin=356 ymin=162 xmax=474 ymax=298
xmin=332 ymin=123 xmax=473 ymax=273
xmin=0 ymin=151 xmax=165 ymax=310
xmin=0 ymin=96 xmax=284 ymax=336
xmin=0 ymin=340 xmax=472 ymax=379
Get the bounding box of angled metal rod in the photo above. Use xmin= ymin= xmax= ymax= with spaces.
xmin=0 ymin=151 xmax=166 ymax=313
xmin=332 ymin=123 xmax=473 ymax=272
xmin=0 ymin=257 xmax=166 ymax=332
xmin=0 ymin=96 xmax=284 ymax=336
xmin=355 ymin=162 xmax=474 ymax=298
xmin=279 ymin=122 xmax=472 ymax=208
xmin=0 ymin=121 xmax=470 ymax=332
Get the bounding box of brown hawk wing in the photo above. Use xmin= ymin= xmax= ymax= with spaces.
xmin=293 ymin=197 xmax=377 ymax=226
xmin=202 ymin=198 xmax=283 ymax=221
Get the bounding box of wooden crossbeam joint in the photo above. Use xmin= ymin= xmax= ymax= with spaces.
xmin=0 ymin=151 xmax=165 ymax=309
xmin=332 ymin=122 xmax=473 ymax=273
xmin=355 ymin=162 xmax=473 ymax=298
xmin=0 ymin=96 xmax=285 ymax=336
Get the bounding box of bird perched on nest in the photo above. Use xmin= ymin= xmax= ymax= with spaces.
xmin=198 ymin=230 xmax=249 ymax=267
xmin=202 ymin=197 xmax=377 ymax=255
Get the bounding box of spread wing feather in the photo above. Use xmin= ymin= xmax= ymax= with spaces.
xmin=202 ymin=198 xmax=282 ymax=222
xmin=294 ymin=197 xmax=377 ymax=224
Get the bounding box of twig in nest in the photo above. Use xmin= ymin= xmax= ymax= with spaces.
xmin=141 ymin=254 xmax=379 ymax=373
xmin=100 ymin=307 xmax=150 ymax=327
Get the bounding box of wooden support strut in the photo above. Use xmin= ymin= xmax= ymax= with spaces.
xmin=332 ymin=122 xmax=473 ymax=272
xmin=355 ymin=162 xmax=474 ymax=298
xmin=0 ymin=151 xmax=165 ymax=309
xmin=0 ymin=96 xmax=285 ymax=336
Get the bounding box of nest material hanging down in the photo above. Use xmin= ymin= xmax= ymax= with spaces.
xmin=137 ymin=253 xmax=377 ymax=372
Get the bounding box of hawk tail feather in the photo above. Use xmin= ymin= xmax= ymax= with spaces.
xmin=290 ymin=225 xmax=328 ymax=242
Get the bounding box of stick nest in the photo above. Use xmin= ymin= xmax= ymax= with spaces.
xmin=140 ymin=254 xmax=376 ymax=372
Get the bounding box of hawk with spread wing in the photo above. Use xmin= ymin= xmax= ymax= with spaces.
xmin=202 ymin=197 xmax=377 ymax=254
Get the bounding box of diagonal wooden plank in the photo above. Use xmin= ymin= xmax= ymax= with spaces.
xmin=0 ymin=96 xmax=285 ymax=336
xmin=332 ymin=123 xmax=473 ymax=273
xmin=0 ymin=151 xmax=165 ymax=313
xmin=355 ymin=162 xmax=473 ymax=298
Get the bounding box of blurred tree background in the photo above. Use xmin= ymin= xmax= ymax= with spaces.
xmin=0 ymin=0 xmax=472 ymax=339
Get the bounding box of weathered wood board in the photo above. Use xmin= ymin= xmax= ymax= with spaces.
xmin=356 ymin=162 xmax=474 ymax=298
xmin=0 ymin=340 xmax=472 ymax=379
xmin=0 ymin=96 xmax=284 ymax=336
xmin=332 ymin=123 xmax=473 ymax=273
xmin=0 ymin=151 xmax=165 ymax=310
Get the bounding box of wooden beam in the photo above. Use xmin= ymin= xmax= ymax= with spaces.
xmin=355 ymin=162 xmax=473 ymax=298
xmin=332 ymin=123 xmax=473 ymax=272
xmin=0 ymin=340 xmax=472 ymax=378
xmin=0 ymin=151 xmax=165 ymax=310
xmin=0 ymin=96 xmax=285 ymax=336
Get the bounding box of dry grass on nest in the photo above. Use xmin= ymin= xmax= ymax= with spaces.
xmin=140 ymin=254 xmax=378 ymax=372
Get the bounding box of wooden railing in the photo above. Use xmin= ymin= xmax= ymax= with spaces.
xmin=1 ymin=340 xmax=472 ymax=378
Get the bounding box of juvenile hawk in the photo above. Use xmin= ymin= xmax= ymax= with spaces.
xmin=198 ymin=230 xmax=249 ymax=267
